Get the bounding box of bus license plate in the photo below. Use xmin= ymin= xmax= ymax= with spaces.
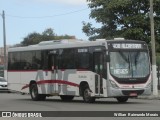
xmin=129 ymin=93 xmax=137 ymax=96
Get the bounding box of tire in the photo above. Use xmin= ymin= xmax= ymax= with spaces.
xmin=116 ymin=97 xmax=128 ymax=103
xmin=83 ymin=86 xmax=95 ymax=103
xmin=60 ymin=95 xmax=74 ymax=101
xmin=30 ymin=83 xmax=46 ymax=101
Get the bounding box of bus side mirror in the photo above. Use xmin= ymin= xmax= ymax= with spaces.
xmin=106 ymin=55 xmax=110 ymax=62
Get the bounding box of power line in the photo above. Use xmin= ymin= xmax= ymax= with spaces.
xmin=6 ymin=8 xmax=89 ymax=19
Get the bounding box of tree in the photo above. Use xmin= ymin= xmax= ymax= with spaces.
xmin=21 ymin=32 xmax=42 ymax=46
xmin=20 ymin=28 xmax=75 ymax=46
xmin=83 ymin=0 xmax=160 ymax=44
xmin=42 ymin=28 xmax=55 ymax=36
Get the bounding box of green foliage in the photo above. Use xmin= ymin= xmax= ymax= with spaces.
xmin=42 ymin=28 xmax=55 ymax=36
xmin=21 ymin=32 xmax=42 ymax=46
xmin=82 ymin=22 xmax=99 ymax=40
xmin=83 ymin=0 xmax=160 ymax=45
xmin=20 ymin=28 xmax=75 ymax=46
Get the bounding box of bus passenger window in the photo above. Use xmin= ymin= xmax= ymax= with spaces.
xmin=59 ymin=49 xmax=75 ymax=69
xmin=76 ymin=53 xmax=90 ymax=69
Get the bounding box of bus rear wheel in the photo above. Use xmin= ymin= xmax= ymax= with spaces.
xmin=30 ymin=83 xmax=46 ymax=101
xmin=60 ymin=95 xmax=74 ymax=101
xmin=116 ymin=97 xmax=128 ymax=103
xmin=83 ymin=86 xmax=95 ymax=103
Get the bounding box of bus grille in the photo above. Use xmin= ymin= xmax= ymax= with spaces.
xmin=122 ymin=90 xmax=144 ymax=96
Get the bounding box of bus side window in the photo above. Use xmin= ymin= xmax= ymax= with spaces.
xmin=21 ymin=51 xmax=32 ymax=70
xmin=48 ymin=55 xmax=54 ymax=70
xmin=42 ymin=50 xmax=48 ymax=70
xmin=59 ymin=49 xmax=75 ymax=69
xmin=10 ymin=52 xmax=21 ymax=70
xmin=76 ymin=53 xmax=90 ymax=69
xmin=32 ymin=51 xmax=42 ymax=70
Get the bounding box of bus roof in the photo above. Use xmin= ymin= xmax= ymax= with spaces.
xmin=8 ymin=39 xmax=146 ymax=52
xmin=8 ymin=39 xmax=107 ymax=52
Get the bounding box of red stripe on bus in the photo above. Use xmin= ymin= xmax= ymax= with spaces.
xmin=21 ymin=84 xmax=29 ymax=90
xmin=21 ymin=80 xmax=79 ymax=90
xmin=37 ymin=80 xmax=79 ymax=87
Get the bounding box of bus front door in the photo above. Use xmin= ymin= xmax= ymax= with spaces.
xmin=93 ymin=52 xmax=104 ymax=95
xmin=48 ymin=54 xmax=59 ymax=94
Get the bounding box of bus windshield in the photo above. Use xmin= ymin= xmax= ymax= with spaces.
xmin=109 ymin=51 xmax=150 ymax=78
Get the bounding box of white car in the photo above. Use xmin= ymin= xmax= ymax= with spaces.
xmin=0 ymin=77 xmax=8 ymax=91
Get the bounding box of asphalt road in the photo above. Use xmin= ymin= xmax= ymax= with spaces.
xmin=0 ymin=92 xmax=160 ymax=120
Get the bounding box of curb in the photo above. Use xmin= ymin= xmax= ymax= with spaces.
xmin=138 ymin=95 xmax=160 ymax=100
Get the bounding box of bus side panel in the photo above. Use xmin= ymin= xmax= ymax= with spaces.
xmin=66 ymin=71 xmax=91 ymax=96
xmin=66 ymin=71 xmax=97 ymax=97
xmin=57 ymin=71 xmax=96 ymax=97
xmin=8 ymin=71 xmax=21 ymax=92
xmin=21 ymin=71 xmax=55 ymax=94
xmin=58 ymin=70 xmax=79 ymax=96
xmin=21 ymin=71 xmax=37 ymax=93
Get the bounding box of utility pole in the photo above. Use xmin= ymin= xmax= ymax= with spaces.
xmin=1 ymin=10 xmax=7 ymax=79
xmin=150 ymin=0 xmax=158 ymax=96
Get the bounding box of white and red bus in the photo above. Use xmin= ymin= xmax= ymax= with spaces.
xmin=7 ymin=39 xmax=151 ymax=103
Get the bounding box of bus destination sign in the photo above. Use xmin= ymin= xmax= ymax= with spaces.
xmin=112 ymin=43 xmax=142 ymax=49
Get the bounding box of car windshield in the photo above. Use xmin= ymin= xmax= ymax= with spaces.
xmin=0 ymin=78 xmax=6 ymax=82
xmin=109 ymin=51 xmax=150 ymax=78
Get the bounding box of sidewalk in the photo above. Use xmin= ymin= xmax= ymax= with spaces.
xmin=137 ymin=90 xmax=160 ymax=100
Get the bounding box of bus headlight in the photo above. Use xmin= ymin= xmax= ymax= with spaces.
xmin=110 ymin=80 xmax=119 ymax=88
xmin=145 ymin=81 xmax=151 ymax=88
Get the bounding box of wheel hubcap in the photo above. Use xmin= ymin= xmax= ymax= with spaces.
xmin=84 ymin=89 xmax=91 ymax=101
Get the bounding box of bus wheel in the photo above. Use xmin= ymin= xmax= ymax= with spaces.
xmin=30 ymin=83 xmax=46 ymax=101
xmin=116 ymin=97 xmax=128 ymax=103
xmin=60 ymin=95 xmax=74 ymax=101
xmin=83 ymin=86 xmax=95 ymax=103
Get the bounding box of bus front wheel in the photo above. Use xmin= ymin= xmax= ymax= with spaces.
xmin=83 ymin=86 xmax=95 ymax=103
xmin=30 ymin=83 xmax=46 ymax=101
xmin=116 ymin=97 xmax=128 ymax=103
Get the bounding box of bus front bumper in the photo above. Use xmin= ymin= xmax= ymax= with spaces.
xmin=107 ymin=87 xmax=151 ymax=97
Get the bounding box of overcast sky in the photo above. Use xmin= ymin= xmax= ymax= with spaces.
xmin=0 ymin=0 xmax=98 ymax=47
